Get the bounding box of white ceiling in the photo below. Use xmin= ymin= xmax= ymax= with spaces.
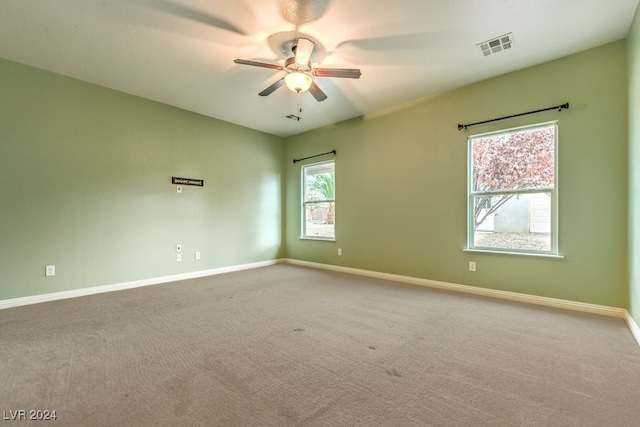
xmin=0 ymin=0 xmax=637 ymax=137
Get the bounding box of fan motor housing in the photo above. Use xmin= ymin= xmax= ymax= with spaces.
xmin=284 ymin=57 xmax=311 ymax=73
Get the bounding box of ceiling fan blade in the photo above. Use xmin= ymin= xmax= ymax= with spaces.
xmin=308 ymin=81 xmax=328 ymax=102
xmin=295 ymin=38 xmax=315 ymax=66
xmin=234 ymin=59 xmax=283 ymax=71
xmin=259 ymin=78 xmax=285 ymax=96
xmin=138 ymin=0 xmax=254 ymax=35
xmin=336 ymin=31 xmax=451 ymax=51
xmin=332 ymin=31 xmax=453 ymax=65
xmin=313 ymin=68 xmax=361 ymax=79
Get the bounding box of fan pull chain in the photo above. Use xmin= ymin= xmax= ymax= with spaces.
xmin=297 ymin=92 xmax=302 ymax=121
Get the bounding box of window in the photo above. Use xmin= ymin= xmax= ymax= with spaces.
xmin=302 ymin=160 xmax=335 ymax=239
xmin=468 ymin=122 xmax=558 ymax=255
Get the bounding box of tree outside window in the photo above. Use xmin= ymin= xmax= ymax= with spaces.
xmin=468 ymin=123 xmax=557 ymax=254
xmin=302 ymin=160 xmax=335 ymax=239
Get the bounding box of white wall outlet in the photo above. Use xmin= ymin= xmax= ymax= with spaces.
xmin=338 ymin=248 xmax=342 ymax=256
xmin=176 ymin=253 xmax=182 ymax=262
xmin=195 ymin=251 xmax=201 ymax=260
xmin=45 ymin=265 xmax=55 ymax=277
xmin=176 ymin=185 xmax=183 ymax=193
xmin=176 ymin=244 xmax=182 ymax=253
xmin=469 ymin=261 xmax=477 ymax=272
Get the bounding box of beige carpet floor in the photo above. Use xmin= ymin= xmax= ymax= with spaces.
xmin=1 ymin=264 xmax=639 ymax=426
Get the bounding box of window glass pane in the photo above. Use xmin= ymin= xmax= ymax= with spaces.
xmin=304 ymin=202 xmax=335 ymax=238
xmin=472 ymin=125 xmax=555 ymax=193
xmin=473 ymin=192 xmax=551 ymax=252
xmin=302 ymin=160 xmax=335 ymax=239
xmin=304 ymin=163 xmax=335 ymax=202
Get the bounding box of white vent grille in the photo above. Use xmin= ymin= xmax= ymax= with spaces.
xmin=478 ymin=33 xmax=514 ymax=57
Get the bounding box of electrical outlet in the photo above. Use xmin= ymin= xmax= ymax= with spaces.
xmin=469 ymin=261 xmax=476 ymax=272
xmin=195 ymin=251 xmax=201 ymax=260
xmin=176 ymin=253 xmax=182 ymax=262
xmin=338 ymin=248 xmax=342 ymax=256
xmin=45 ymin=265 xmax=55 ymax=277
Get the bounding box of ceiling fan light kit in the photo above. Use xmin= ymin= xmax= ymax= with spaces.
xmin=234 ymin=36 xmax=361 ymax=102
xmin=285 ymin=72 xmax=312 ymax=93
xmin=293 ymin=37 xmax=315 ymax=66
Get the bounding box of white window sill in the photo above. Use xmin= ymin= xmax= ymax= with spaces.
xmin=464 ymin=248 xmax=564 ymax=259
xmin=300 ymin=237 xmax=336 ymax=242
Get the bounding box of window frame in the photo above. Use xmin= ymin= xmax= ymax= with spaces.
xmin=466 ymin=121 xmax=560 ymax=257
xmin=301 ymin=159 xmax=336 ymax=241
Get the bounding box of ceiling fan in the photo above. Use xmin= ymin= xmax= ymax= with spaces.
xmin=234 ymin=37 xmax=361 ymax=102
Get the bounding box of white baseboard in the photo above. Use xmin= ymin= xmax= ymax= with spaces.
xmin=284 ymin=259 xmax=628 ymax=319
xmin=626 ymin=312 xmax=640 ymax=347
xmin=3 ymin=257 xmax=638 ymax=347
xmin=285 ymin=259 xmax=640 ymax=347
xmin=0 ymin=259 xmax=281 ymax=310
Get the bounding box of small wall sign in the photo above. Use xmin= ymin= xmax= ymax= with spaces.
xmin=172 ymin=177 xmax=204 ymax=187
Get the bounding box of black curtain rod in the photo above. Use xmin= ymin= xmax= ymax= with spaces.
xmin=293 ymin=150 xmax=336 ymax=164
xmin=457 ymin=102 xmax=569 ymax=131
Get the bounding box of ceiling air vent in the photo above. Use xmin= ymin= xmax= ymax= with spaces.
xmin=478 ymin=32 xmax=514 ymax=57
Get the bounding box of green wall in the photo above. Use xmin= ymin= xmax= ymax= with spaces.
xmin=285 ymin=41 xmax=629 ymax=308
xmin=1 ymin=37 xmax=633 ymax=310
xmin=629 ymin=8 xmax=640 ymax=322
xmin=0 ymin=58 xmax=284 ymax=300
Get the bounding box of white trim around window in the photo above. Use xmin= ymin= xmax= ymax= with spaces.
xmin=466 ymin=122 xmax=559 ymax=257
